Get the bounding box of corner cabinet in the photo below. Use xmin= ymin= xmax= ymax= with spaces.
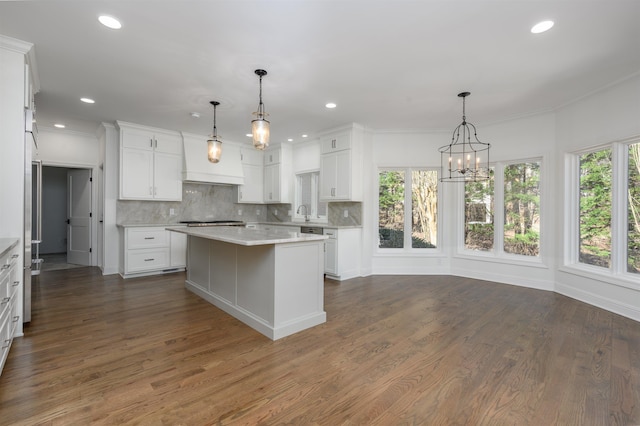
xmin=323 ymin=227 xmax=361 ymax=281
xmin=263 ymin=144 xmax=293 ymax=203
xmin=118 ymin=121 xmax=183 ymax=201
xmin=121 ymin=226 xmax=187 ymax=278
xmin=319 ymin=124 xmax=364 ymax=201
xmin=0 ymin=239 xmax=22 ymax=376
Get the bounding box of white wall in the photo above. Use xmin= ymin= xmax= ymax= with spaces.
xmin=554 ymin=73 xmax=640 ymax=321
xmin=292 ymin=138 xmax=321 ymax=173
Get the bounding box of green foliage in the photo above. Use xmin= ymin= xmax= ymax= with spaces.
xmin=579 ymin=149 xmax=612 ymax=266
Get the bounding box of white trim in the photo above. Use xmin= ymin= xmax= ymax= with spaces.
xmin=451 ymin=269 xmax=554 ymax=292
xmin=556 ymin=280 xmax=640 ymax=323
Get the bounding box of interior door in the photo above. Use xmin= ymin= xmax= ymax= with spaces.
xmin=67 ymin=169 xmax=92 ymax=265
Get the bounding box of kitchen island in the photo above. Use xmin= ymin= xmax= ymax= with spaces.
xmin=167 ymin=226 xmax=327 ymax=340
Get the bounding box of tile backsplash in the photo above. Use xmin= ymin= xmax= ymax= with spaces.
xmin=117 ymin=182 xmax=362 ymax=226
xmin=117 ymin=183 xmax=265 ymax=224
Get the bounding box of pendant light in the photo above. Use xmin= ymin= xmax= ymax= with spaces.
xmin=438 ymin=92 xmax=491 ymax=182
xmin=251 ymin=69 xmax=270 ymax=150
xmin=207 ymin=101 xmax=222 ymax=163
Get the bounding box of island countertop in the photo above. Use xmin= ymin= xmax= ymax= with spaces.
xmin=166 ymin=225 xmax=327 ymax=246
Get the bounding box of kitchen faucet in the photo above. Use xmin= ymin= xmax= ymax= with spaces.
xmin=296 ymin=204 xmax=310 ymax=222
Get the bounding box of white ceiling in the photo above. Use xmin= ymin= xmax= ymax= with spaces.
xmin=1 ymin=1 xmax=639 ymax=143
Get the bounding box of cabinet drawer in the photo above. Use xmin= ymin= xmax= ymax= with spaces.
xmin=127 ymin=228 xmax=168 ymax=249
xmin=126 ymin=248 xmax=170 ymax=273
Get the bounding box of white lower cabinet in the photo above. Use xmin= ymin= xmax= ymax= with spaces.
xmin=323 ymin=227 xmax=361 ymax=281
xmin=0 ymin=239 xmax=21 ymax=376
xmin=122 ymin=226 xmax=187 ymax=278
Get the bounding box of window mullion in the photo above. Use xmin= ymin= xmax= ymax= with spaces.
xmin=405 ymin=168 xmax=413 ymax=250
xmin=494 ymin=162 xmax=505 ymax=255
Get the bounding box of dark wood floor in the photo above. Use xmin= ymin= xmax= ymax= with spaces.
xmin=0 ymin=268 xmax=638 ymax=425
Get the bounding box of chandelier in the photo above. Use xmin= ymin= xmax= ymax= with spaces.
xmin=438 ymin=92 xmax=491 ymax=182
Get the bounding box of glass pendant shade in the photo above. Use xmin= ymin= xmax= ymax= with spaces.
xmin=438 ymin=92 xmax=491 ymax=182
xmin=252 ymin=117 xmax=270 ymax=150
xmin=251 ymin=69 xmax=269 ymax=150
xmin=207 ymin=137 xmax=222 ymax=163
xmin=207 ymin=100 xmax=222 ymax=163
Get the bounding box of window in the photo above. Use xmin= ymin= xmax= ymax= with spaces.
xmin=579 ymin=148 xmax=612 ymax=268
xmin=295 ymin=171 xmax=327 ymax=221
xmin=566 ymin=139 xmax=640 ymax=282
xmin=504 ymin=162 xmax=540 ymax=256
xmin=378 ymin=169 xmax=438 ymax=250
xmin=628 ymin=143 xmax=640 ymax=274
xmin=465 ymin=173 xmax=494 ymax=251
xmin=462 ymin=160 xmax=541 ymax=259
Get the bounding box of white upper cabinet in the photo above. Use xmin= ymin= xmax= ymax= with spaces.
xmin=263 ymin=144 xmax=292 ymax=203
xmin=237 ymin=148 xmax=264 ymax=203
xmin=319 ymin=124 xmax=364 ymax=201
xmin=118 ymin=122 xmax=183 ymax=201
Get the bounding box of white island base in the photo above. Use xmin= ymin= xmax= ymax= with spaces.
xmin=185 ymin=234 xmax=326 ymax=340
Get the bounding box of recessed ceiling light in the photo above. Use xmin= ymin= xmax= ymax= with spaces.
xmin=325 ymin=102 xmax=337 ymax=109
xmin=98 ymin=15 xmax=122 ymax=30
xmin=287 ymin=138 xmax=293 ymax=142
xmin=54 ymin=123 xmax=65 ymax=129
xmin=302 ymin=134 xmax=308 ymax=138
xmin=531 ymin=20 xmax=554 ymax=34
xmin=80 ymin=97 xmax=95 ymax=104
xmin=190 ymin=112 xmax=201 ymax=119
xmin=246 ymin=133 xmax=253 ymax=137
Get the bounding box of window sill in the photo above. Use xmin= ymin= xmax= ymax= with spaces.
xmin=375 ymin=249 xmax=445 ymax=258
xmin=454 ymin=250 xmax=549 ymax=269
xmin=558 ymin=264 xmax=640 ymax=291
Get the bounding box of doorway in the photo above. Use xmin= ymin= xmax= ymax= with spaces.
xmin=37 ymin=165 xmax=93 ymax=272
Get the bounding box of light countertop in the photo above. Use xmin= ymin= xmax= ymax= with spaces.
xmin=117 ymin=223 xmax=187 ymax=228
xmin=166 ymin=225 xmax=327 ymax=246
xmin=0 ymin=238 xmax=19 ymax=259
xmin=254 ymin=221 xmax=362 ymax=229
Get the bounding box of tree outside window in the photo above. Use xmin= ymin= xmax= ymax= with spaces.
xmin=628 ymin=143 xmax=640 ymax=274
xmin=579 ymin=148 xmax=612 ymax=268
xmin=378 ymin=169 xmax=437 ymax=249
xmin=465 ymin=173 xmax=494 ymax=251
xmin=504 ymin=162 xmax=540 ymax=256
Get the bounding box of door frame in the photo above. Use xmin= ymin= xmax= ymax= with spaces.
xmin=40 ymin=161 xmax=99 ymax=267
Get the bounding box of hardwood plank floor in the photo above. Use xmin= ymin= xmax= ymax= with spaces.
xmin=1 ymin=268 xmax=639 ymax=425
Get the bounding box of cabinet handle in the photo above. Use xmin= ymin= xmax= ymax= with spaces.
xmin=154 ymin=187 xmax=157 ymax=196
xmin=144 ymin=237 xmax=155 ymax=240
xmin=1 ymin=297 xmax=10 ymax=305
xmin=1 ymin=265 xmax=9 ymax=270
xmin=12 ymin=281 xmax=19 ymax=287
xmin=239 ymin=191 xmax=242 ymax=200
xmin=326 ymin=233 xmax=334 ymax=237
xmin=144 ymin=258 xmax=155 ymax=262
xmin=331 ymin=188 xmax=335 ymax=196
xmin=12 ymin=316 xmax=19 ymax=323
xmin=150 ymin=138 xmax=153 ymax=148
xmin=2 ymin=339 xmax=11 ymax=349
xmin=332 ymin=139 xmax=336 ymax=148
xmin=11 ymin=254 xmax=18 ymax=259
xmin=154 ymin=138 xmax=157 ymax=148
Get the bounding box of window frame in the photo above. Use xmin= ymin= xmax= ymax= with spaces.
xmin=457 ymin=157 xmax=545 ymax=266
xmin=293 ymin=169 xmax=327 ymax=223
xmin=563 ymin=136 xmax=640 ymax=288
xmin=376 ymin=167 xmax=441 ymax=254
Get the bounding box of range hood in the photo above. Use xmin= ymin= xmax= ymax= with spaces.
xmin=182 ymin=132 xmax=244 ymax=185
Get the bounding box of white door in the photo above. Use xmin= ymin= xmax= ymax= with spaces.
xmin=67 ymin=169 xmax=92 ymax=266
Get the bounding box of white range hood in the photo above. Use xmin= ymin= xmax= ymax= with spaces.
xmin=181 ymin=132 xmax=244 ymax=185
